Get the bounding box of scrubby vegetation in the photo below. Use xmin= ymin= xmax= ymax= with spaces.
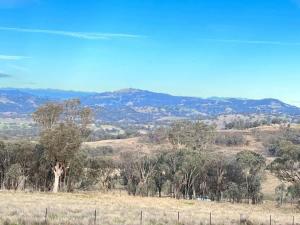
xmin=224 ymin=117 xmax=287 ymax=130
xmin=215 ymin=133 xmax=247 ymax=146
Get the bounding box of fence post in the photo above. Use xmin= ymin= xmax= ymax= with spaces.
xmin=177 ymin=211 xmax=180 ymax=223
xmin=210 ymin=212 xmax=212 ymax=225
xmin=94 ymin=209 xmax=97 ymax=225
xmin=45 ymin=208 xmax=48 ymax=223
xmin=140 ymin=210 xmax=143 ymax=225
xmin=293 ymin=216 xmax=295 ymax=225
xmin=270 ymin=215 xmax=272 ymax=225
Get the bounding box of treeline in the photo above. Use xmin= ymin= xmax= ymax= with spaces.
xmin=120 ymin=149 xmax=265 ymax=204
xmin=124 ymin=121 xmax=265 ymax=203
xmin=224 ymin=117 xmax=288 ymax=130
xmin=266 ymin=126 xmax=300 ymax=205
xmin=0 ymin=141 xmax=84 ymax=191
xmin=0 ymin=140 xmax=119 ymax=192
xmin=0 ymin=139 xmax=265 ymax=204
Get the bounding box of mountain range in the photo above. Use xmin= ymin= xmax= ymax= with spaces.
xmin=0 ymin=88 xmax=299 ymax=123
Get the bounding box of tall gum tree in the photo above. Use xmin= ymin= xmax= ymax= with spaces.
xmin=33 ymin=100 xmax=92 ymax=193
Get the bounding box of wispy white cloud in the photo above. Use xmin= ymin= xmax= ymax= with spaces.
xmin=0 ymin=27 xmax=143 ymax=40
xmin=0 ymin=54 xmax=29 ymax=60
xmin=200 ymin=38 xmax=300 ymax=46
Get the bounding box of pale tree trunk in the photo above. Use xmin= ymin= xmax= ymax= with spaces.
xmin=17 ymin=176 xmax=26 ymax=191
xmin=53 ymin=162 xmax=63 ymax=193
xmin=192 ymin=184 xmax=196 ymax=199
xmin=246 ymin=175 xmax=249 ymax=204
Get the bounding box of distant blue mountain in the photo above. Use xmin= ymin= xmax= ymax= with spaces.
xmin=0 ymin=88 xmax=299 ymax=122
xmin=1 ymin=88 xmax=96 ymax=100
xmin=0 ymin=89 xmax=47 ymax=114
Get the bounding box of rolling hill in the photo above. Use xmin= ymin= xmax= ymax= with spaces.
xmin=0 ymin=88 xmax=299 ymax=123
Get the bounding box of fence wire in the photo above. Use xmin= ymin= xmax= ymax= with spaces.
xmin=0 ymin=206 xmax=298 ymax=225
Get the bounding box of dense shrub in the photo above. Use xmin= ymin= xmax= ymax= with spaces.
xmin=215 ymin=133 xmax=247 ymax=146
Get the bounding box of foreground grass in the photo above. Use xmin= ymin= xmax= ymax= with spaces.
xmin=0 ymin=191 xmax=298 ymax=225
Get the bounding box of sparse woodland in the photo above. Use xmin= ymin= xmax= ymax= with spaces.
xmin=0 ymin=101 xmax=300 ymax=209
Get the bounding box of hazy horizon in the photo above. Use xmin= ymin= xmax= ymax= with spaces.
xmin=1 ymin=86 xmax=300 ymax=108
xmin=1 ymin=0 xmax=300 ymax=106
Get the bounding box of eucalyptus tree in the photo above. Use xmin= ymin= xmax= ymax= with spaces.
xmin=180 ymin=150 xmax=207 ymax=199
xmin=153 ymin=152 xmax=169 ymax=197
xmin=206 ymin=155 xmax=228 ymax=201
xmin=270 ymin=139 xmax=300 ymax=204
xmin=33 ymin=99 xmax=92 ymax=193
xmin=236 ymin=150 xmax=266 ymax=204
xmin=168 ymin=121 xmax=216 ymax=151
xmin=32 ymin=103 xmax=63 ymax=129
xmin=0 ymin=141 xmax=7 ymax=189
xmin=0 ymin=141 xmax=36 ymax=190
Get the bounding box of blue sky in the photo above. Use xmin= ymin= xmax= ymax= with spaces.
xmin=0 ymin=0 xmax=300 ymax=105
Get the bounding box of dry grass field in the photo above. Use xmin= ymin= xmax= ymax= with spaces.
xmin=82 ymin=137 xmax=171 ymax=160
xmin=0 ymin=191 xmax=299 ymax=225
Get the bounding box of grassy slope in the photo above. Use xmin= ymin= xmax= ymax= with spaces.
xmin=83 ymin=125 xmax=285 ymax=156
xmin=0 ymin=191 xmax=298 ymax=225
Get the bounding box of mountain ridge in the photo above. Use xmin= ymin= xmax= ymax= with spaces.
xmin=0 ymin=88 xmax=299 ymax=123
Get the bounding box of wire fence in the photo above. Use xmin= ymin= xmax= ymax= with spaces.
xmin=3 ymin=207 xmax=296 ymax=225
